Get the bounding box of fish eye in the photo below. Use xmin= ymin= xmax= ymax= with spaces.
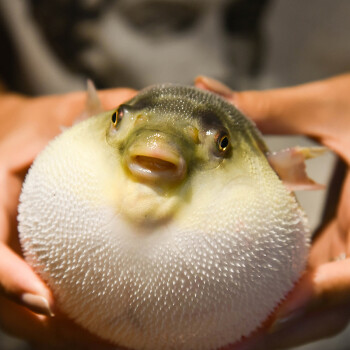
xmin=216 ymin=133 xmax=230 ymax=152
xmin=111 ymin=105 xmax=125 ymax=127
xmin=111 ymin=110 xmax=118 ymax=126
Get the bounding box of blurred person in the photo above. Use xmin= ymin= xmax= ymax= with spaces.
xmin=0 ymin=0 xmax=269 ymax=94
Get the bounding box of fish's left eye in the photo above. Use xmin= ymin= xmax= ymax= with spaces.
xmin=216 ymin=133 xmax=230 ymax=152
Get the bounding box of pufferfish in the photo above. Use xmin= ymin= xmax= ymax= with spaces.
xmin=18 ymin=84 xmax=318 ymax=350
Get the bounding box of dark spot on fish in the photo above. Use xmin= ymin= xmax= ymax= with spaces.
xmin=192 ymin=108 xmax=224 ymax=131
xmin=127 ymin=95 xmax=156 ymax=112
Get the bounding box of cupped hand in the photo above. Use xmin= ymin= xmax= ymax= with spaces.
xmin=196 ymin=75 xmax=350 ymax=349
xmin=0 ymin=88 xmax=136 ymax=349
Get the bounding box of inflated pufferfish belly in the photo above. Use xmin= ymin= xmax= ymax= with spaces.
xmin=18 ymin=84 xmax=310 ymax=350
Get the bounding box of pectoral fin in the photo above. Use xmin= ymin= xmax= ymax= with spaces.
xmin=267 ymin=147 xmax=327 ymax=191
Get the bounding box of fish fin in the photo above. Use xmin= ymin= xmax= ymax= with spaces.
xmin=267 ymin=146 xmax=327 ymax=191
xmin=74 ymin=79 xmax=104 ymax=124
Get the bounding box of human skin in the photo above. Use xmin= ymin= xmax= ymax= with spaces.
xmin=195 ymin=74 xmax=350 ymax=349
xmin=1 ymin=73 xmax=350 ymax=349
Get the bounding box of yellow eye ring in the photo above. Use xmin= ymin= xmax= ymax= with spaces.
xmin=111 ymin=110 xmax=118 ymax=127
xmin=217 ymin=134 xmax=229 ymax=152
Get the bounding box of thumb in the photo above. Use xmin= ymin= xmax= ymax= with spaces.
xmin=0 ymin=242 xmax=54 ymax=317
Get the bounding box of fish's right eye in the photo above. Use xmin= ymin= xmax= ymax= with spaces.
xmin=112 ymin=105 xmax=126 ymax=127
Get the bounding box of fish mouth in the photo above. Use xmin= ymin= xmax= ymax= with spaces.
xmin=125 ymin=138 xmax=187 ymax=184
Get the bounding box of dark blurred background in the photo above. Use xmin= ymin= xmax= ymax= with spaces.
xmin=0 ymin=0 xmax=350 ymax=349
xmin=1 ymin=0 xmax=349 ymax=96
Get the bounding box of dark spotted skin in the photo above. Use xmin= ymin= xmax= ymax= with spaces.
xmin=122 ymin=84 xmax=269 ymax=155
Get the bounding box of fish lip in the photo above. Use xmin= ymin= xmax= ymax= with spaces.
xmin=125 ymin=146 xmax=187 ymax=183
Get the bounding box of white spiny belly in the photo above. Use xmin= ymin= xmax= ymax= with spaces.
xmin=18 ymin=117 xmax=310 ymax=350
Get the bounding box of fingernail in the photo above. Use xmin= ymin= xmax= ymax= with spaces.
xmin=195 ymin=76 xmax=235 ymax=98
xmin=21 ymin=293 xmax=54 ymax=317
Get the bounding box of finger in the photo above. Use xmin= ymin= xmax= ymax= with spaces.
xmin=309 ymin=220 xmax=346 ymax=268
xmin=266 ymin=303 xmax=350 ymax=349
xmin=0 ymin=242 xmax=54 ymax=316
xmin=231 ymin=305 xmax=350 ymax=350
xmin=31 ymin=88 xmax=137 ymax=128
xmin=195 ymin=74 xmax=350 ymax=160
xmin=231 ymin=260 xmax=350 ymax=350
xmin=232 ymin=85 xmax=331 ymax=138
xmin=0 ymin=295 xmax=55 ymax=344
xmin=195 ymin=75 xmax=330 ymax=136
xmin=274 ymin=257 xmax=350 ymax=322
xmin=98 ymin=88 xmax=137 ymax=110
xmin=0 ymin=296 xmax=119 ymax=350
xmin=264 ymin=258 xmax=350 ymax=345
xmin=311 ymin=258 xmax=350 ymax=304
xmin=227 ymin=304 xmax=350 ymax=350
xmin=195 ymin=76 xmax=235 ymax=102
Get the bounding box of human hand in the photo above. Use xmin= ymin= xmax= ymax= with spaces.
xmin=196 ymin=75 xmax=350 ymax=349
xmin=0 ymin=88 xmax=136 ymax=349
